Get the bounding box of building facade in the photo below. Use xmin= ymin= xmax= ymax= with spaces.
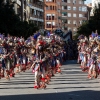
xmin=44 ymin=0 xmax=88 ymax=33
xmin=44 ymin=0 xmax=62 ymax=32
xmin=28 ymin=0 xmax=44 ymax=29
xmin=5 ymin=0 xmax=44 ymax=29
xmin=61 ymin=0 xmax=88 ymax=33
xmin=91 ymin=0 xmax=100 ymax=15
xmin=92 ymin=0 xmax=100 ymax=8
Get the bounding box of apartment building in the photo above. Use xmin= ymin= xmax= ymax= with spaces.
xmin=61 ymin=0 xmax=88 ymax=33
xmin=28 ymin=0 xmax=44 ymax=29
xmin=44 ymin=0 xmax=62 ymax=32
xmin=86 ymin=3 xmax=92 ymax=18
xmin=91 ymin=0 xmax=100 ymax=15
xmin=92 ymin=0 xmax=100 ymax=8
xmin=5 ymin=0 xmax=44 ymax=29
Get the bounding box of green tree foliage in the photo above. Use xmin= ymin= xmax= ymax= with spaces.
xmin=0 ymin=0 xmax=39 ymax=38
xmin=77 ymin=4 xmax=100 ymax=36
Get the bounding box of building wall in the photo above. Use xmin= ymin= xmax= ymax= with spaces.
xmin=6 ymin=0 xmax=44 ymax=29
xmin=61 ymin=0 xmax=88 ymax=33
xmin=28 ymin=0 xmax=44 ymax=29
xmin=44 ymin=0 xmax=62 ymax=32
xmin=92 ymin=0 xmax=100 ymax=7
xmin=92 ymin=0 xmax=100 ymax=15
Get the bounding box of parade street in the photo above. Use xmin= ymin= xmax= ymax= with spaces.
xmin=0 ymin=60 xmax=100 ymax=100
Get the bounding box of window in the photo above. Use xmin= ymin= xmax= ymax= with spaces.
xmin=46 ymin=6 xmax=49 ymax=10
xmin=79 ymin=20 xmax=82 ymax=24
xmin=68 ymin=13 xmax=71 ymax=17
xmin=52 ymin=14 xmax=55 ymax=20
xmin=73 ymin=7 xmax=76 ymax=10
xmin=68 ymin=27 xmax=71 ymax=31
xmin=62 ymin=12 xmax=67 ymax=16
xmin=73 ymin=27 xmax=77 ymax=31
xmin=62 ymin=6 xmax=64 ymax=10
xmin=62 ymin=0 xmax=67 ymax=3
xmin=79 ymin=1 xmax=82 ymax=4
xmin=82 ymin=6 xmax=87 ymax=12
xmin=46 ymin=22 xmax=52 ymax=28
xmin=79 ymin=14 xmax=83 ymax=17
xmin=79 ymin=7 xmax=82 ymax=11
xmin=67 ymin=0 xmax=71 ymax=3
xmin=68 ymin=20 xmax=71 ymax=24
xmin=67 ymin=6 xmax=71 ymax=10
xmin=52 ymin=22 xmax=55 ymax=28
xmin=73 ymin=14 xmax=76 ymax=17
xmin=46 ymin=14 xmax=51 ymax=20
xmin=62 ymin=6 xmax=67 ymax=10
xmin=73 ymin=20 xmax=77 ymax=24
xmin=73 ymin=0 xmax=76 ymax=4
xmin=62 ymin=19 xmax=67 ymax=23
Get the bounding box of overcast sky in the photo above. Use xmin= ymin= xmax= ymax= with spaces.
xmin=85 ymin=0 xmax=92 ymax=4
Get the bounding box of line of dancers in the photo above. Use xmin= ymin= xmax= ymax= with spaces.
xmin=0 ymin=33 xmax=67 ymax=89
xmin=78 ymin=32 xmax=100 ymax=79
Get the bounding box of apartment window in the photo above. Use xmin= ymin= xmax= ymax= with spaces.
xmin=62 ymin=12 xmax=67 ymax=16
xmin=62 ymin=6 xmax=64 ymax=10
xmin=62 ymin=0 xmax=67 ymax=2
xmin=67 ymin=6 xmax=71 ymax=10
xmin=62 ymin=6 xmax=67 ymax=10
xmin=82 ymin=6 xmax=87 ymax=12
xmin=34 ymin=9 xmax=36 ymax=15
xmin=73 ymin=21 xmax=75 ymax=24
xmin=53 ymin=6 xmax=55 ymax=10
xmin=73 ymin=7 xmax=76 ymax=10
xmin=46 ymin=6 xmax=49 ymax=10
xmin=73 ymin=0 xmax=76 ymax=4
xmin=67 ymin=0 xmax=71 ymax=3
xmin=68 ymin=27 xmax=71 ymax=31
xmin=62 ymin=19 xmax=67 ymax=23
xmin=52 ymin=14 xmax=55 ymax=20
xmin=64 ymin=6 xmax=67 ymax=10
xmin=79 ymin=7 xmax=82 ymax=11
xmin=79 ymin=14 xmax=83 ymax=17
xmin=46 ymin=14 xmax=51 ymax=20
xmin=79 ymin=20 xmax=82 ymax=24
xmin=68 ymin=13 xmax=71 ymax=17
xmin=46 ymin=22 xmax=51 ymax=28
xmin=73 ymin=14 xmax=76 ymax=17
xmin=73 ymin=27 xmax=77 ymax=31
xmin=50 ymin=6 xmax=52 ymax=10
xmin=52 ymin=21 xmax=55 ymax=26
xmin=79 ymin=1 xmax=82 ymax=4
xmin=68 ymin=20 xmax=71 ymax=24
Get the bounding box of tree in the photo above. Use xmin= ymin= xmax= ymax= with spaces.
xmin=0 ymin=0 xmax=20 ymax=34
xmin=77 ymin=4 xmax=100 ymax=36
xmin=0 ymin=0 xmax=39 ymax=38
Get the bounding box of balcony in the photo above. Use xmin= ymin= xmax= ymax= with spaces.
xmin=61 ymin=2 xmax=67 ymax=6
xmin=28 ymin=1 xmax=44 ymax=10
xmin=38 ymin=0 xmax=43 ymax=2
xmin=28 ymin=4 xmax=44 ymax=12
xmin=30 ymin=14 xmax=43 ymax=19
xmin=30 ymin=14 xmax=44 ymax=22
xmin=16 ymin=0 xmax=21 ymax=6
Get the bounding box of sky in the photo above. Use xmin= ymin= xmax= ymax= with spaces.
xmin=85 ymin=0 xmax=92 ymax=4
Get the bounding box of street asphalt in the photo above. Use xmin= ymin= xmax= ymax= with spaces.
xmin=0 ymin=60 xmax=100 ymax=100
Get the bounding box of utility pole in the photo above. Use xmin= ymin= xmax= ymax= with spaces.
xmin=21 ymin=0 xmax=24 ymax=21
